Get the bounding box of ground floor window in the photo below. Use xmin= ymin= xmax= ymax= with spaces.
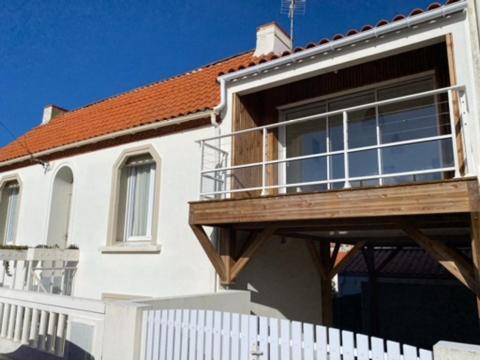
xmin=0 ymin=181 xmax=20 ymax=245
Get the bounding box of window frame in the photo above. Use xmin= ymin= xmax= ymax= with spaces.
xmin=107 ymin=146 xmax=161 ymax=248
xmin=278 ymin=71 xmax=438 ymax=192
xmin=123 ymin=160 xmax=156 ymax=242
xmin=0 ymin=175 xmax=22 ymax=246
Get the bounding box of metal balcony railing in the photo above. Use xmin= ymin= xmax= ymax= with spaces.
xmin=198 ymin=85 xmax=467 ymax=200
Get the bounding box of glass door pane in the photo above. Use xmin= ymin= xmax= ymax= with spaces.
xmin=284 ymin=104 xmax=327 ymax=192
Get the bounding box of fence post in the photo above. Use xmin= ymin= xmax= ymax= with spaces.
xmin=102 ymin=301 xmax=149 ymax=360
xmin=261 ymin=128 xmax=267 ymax=196
xmin=433 ymin=341 xmax=480 ymax=359
xmin=448 ymin=89 xmax=461 ymax=178
xmin=343 ymin=111 xmax=351 ymax=189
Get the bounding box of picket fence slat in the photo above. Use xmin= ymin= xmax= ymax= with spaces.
xmin=173 ymin=310 xmax=182 ymax=360
xmin=188 ymin=310 xmax=196 ymax=360
xmin=204 ymin=311 xmax=213 ymax=360
xmin=195 ymin=310 xmax=205 ymax=360
xmin=404 ymin=344 xmax=419 ymax=360
xmin=221 ymin=312 xmax=230 ymax=360
xmin=371 ymin=336 xmax=384 ymax=360
xmin=387 ymin=340 xmax=401 ymax=360
xmin=180 ymin=309 xmax=189 ymax=360
xmin=303 ymin=323 xmax=314 ymax=360
xmin=420 ymin=348 xmax=433 ymax=360
xmin=165 ymin=310 xmax=175 ymax=360
xmin=315 ymin=325 xmax=327 ymax=360
xmin=240 ymin=314 xmax=249 ymax=360
xmin=342 ymin=330 xmax=355 ymax=360
xmin=356 ymin=333 xmax=370 ymax=360
xmin=269 ymin=317 xmax=279 ymax=360
xmin=140 ymin=311 xmax=148 ymax=360
xmin=230 ymin=313 xmax=240 ymax=360
xmin=213 ymin=311 xmax=222 ymax=360
xmin=146 ymin=311 xmax=154 ymax=360
xmin=280 ymin=319 xmax=290 ymax=360
xmin=291 ymin=321 xmax=302 ymax=360
xmin=159 ymin=310 xmax=168 ymax=360
xmin=329 ymin=328 xmax=341 ymax=360
xmin=141 ymin=308 xmax=433 ymax=360
xmin=152 ymin=311 xmax=161 ymax=360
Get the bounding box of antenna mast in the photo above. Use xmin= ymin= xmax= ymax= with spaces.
xmin=281 ymin=0 xmax=306 ymax=45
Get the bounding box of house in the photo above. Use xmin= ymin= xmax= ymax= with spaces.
xmin=0 ymin=0 xmax=479 ymax=357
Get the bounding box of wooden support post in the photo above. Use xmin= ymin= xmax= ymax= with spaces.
xmin=190 ymin=225 xmax=226 ymax=282
xmin=319 ymin=241 xmax=333 ymax=327
xmin=471 ymin=213 xmax=480 ymax=323
xmin=219 ymin=227 xmax=235 ymax=286
xmin=402 ymin=223 xmax=480 ymax=297
xmin=362 ymin=246 xmax=378 ymax=336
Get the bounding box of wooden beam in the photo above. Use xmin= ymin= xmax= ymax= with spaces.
xmin=219 ymin=227 xmax=235 ymax=285
xmin=190 ymin=179 xmax=479 ymax=225
xmin=230 ymin=226 xmax=276 ymax=282
xmin=446 ymin=33 xmax=465 ymax=175
xmin=319 ymin=241 xmax=333 ymax=327
xmin=305 ymin=240 xmax=329 ymax=281
xmin=329 ymin=241 xmax=366 ymax=278
xmin=190 ymin=225 xmax=226 ymax=282
xmin=402 ymin=224 xmax=480 ymax=297
xmin=471 ymin=213 xmax=480 ymax=321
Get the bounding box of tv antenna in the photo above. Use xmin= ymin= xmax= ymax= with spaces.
xmin=280 ymin=0 xmax=306 ymax=45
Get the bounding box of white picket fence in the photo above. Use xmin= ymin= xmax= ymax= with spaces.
xmin=141 ymin=309 xmax=433 ymax=360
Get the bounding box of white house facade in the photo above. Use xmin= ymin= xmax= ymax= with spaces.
xmin=0 ymin=0 xmax=479 ymax=358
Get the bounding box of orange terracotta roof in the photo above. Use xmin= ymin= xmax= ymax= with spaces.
xmin=0 ymin=51 xmax=264 ymax=164
xmin=0 ymin=0 xmax=464 ymax=165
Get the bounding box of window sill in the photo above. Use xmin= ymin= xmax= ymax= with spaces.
xmin=100 ymin=244 xmax=161 ymax=254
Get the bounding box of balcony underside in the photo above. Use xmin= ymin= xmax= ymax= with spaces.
xmin=189 ymin=178 xmax=479 ymax=227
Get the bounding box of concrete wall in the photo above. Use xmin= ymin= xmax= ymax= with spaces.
xmin=434 ymin=341 xmax=480 ymax=360
xmin=231 ymin=235 xmax=323 ymax=324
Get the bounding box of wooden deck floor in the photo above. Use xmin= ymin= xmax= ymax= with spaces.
xmin=189 ymin=178 xmax=479 ymax=226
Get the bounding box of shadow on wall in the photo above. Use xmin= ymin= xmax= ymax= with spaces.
xmin=231 ymin=235 xmax=323 ymax=324
xmin=5 ymin=342 xmax=94 ymax=360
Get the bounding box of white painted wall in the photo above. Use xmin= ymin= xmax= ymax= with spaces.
xmin=5 ymin=125 xmax=219 ymax=300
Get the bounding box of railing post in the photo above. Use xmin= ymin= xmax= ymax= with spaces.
xmin=199 ymin=140 xmax=205 ymax=199
xmin=448 ymin=89 xmax=461 ymax=178
xmin=261 ymin=128 xmax=267 ymax=196
xmin=343 ymin=111 xmax=351 ymax=189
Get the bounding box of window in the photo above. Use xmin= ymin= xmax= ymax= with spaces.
xmin=123 ymin=156 xmax=155 ymax=241
xmin=0 ymin=180 xmax=20 ymax=245
xmin=111 ymin=151 xmax=160 ymax=245
xmin=280 ymin=75 xmax=452 ymax=192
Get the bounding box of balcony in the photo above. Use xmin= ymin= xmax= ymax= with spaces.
xmin=0 ymin=246 xmax=79 ymax=296
xmin=198 ymin=85 xmax=467 ymax=201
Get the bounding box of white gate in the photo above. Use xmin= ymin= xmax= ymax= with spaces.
xmin=141 ymin=309 xmax=433 ymax=360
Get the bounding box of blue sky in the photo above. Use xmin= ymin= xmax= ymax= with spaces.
xmin=0 ymin=0 xmax=437 ymax=146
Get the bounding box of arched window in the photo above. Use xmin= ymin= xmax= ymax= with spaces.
xmin=109 ymin=147 xmax=161 ymax=245
xmin=0 ymin=179 xmax=20 ymax=245
xmin=47 ymin=166 xmax=74 ymax=248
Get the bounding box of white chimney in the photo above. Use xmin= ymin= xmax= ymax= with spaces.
xmin=42 ymin=104 xmax=67 ymax=125
xmin=254 ymin=22 xmax=292 ymax=57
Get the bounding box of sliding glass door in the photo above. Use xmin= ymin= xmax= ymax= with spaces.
xmin=280 ymin=76 xmax=453 ymax=193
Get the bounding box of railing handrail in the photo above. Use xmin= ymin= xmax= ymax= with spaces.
xmin=197 ymin=84 xmax=465 ymax=142
xmin=198 ymin=85 xmax=466 ymax=198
